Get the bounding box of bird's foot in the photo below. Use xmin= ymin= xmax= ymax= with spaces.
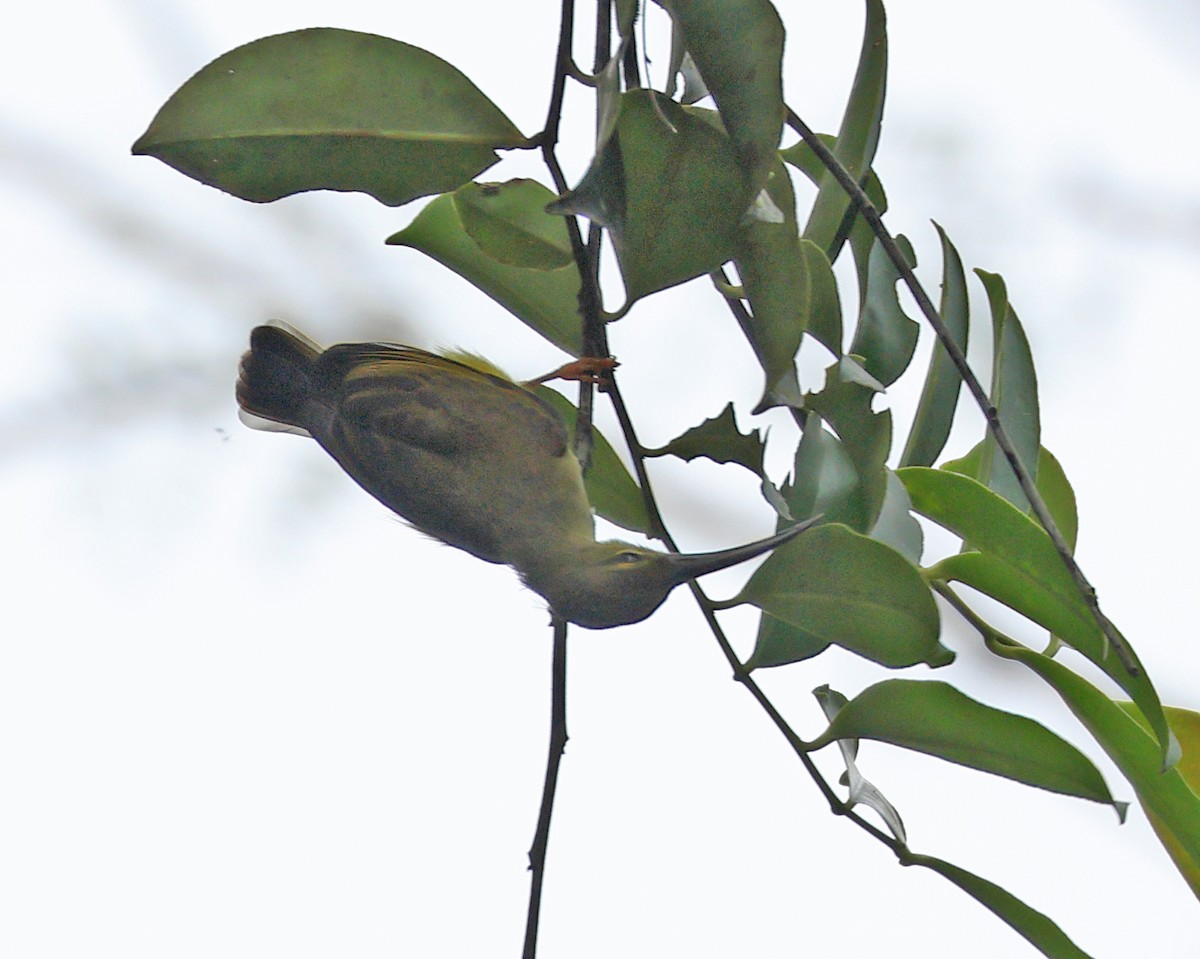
xmin=528 ymin=356 xmax=620 ymax=387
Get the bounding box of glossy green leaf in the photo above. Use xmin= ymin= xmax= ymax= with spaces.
xmin=943 ymin=444 xmax=1079 ymax=551
xmin=535 ymin=389 xmax=651 ymax=535
xmin=741 ymin=523 xmax=949 ymax=669
xmin=1119 ymin=703 xmax=1200 ymax=897
xmin=975 ymin=270 xmax=1040 ymax=509
xmin=903 ymin=853 xmax=1096 ymax=959
xmin=803 ymin=358 xmax=892 ymax=532
xmin=550 ymin=91 xmax=744 ymax=306
xmin=387 ymin=185 xmax=583 ymax=357
xmin=809 ymin=679 xmax=1120 ymax=811
xmin=800 ymin=0 xmax=887 ymax=259
xmin=985 ymin=642 xmax=1198 ymax=894
xmin=133 ymin=29 xmax=526 ymax=206
xmin=454 ymin=180 xmax=574 ymax=270
xmin=900 ymin=224 xmax=969 ymax=466
xmin=849 ymin=235 xmax=919 ymax=387
xmin=900 ymin=466 xmax=1172 ymax=762
xmin=654 ymin=0 xmax=785 ymax=191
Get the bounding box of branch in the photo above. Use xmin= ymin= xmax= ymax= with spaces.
xmin=783 ymin=107 xmax=1136 ymax=675
xmin=523 ymin=617 xmax=570 ymax=959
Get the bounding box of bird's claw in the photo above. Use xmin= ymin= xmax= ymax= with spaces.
xmin=528 ymin=356 xmax=620 ymax=387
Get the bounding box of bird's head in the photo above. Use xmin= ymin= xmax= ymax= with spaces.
xmin=519 ymin=519 xmax=817 ymax=629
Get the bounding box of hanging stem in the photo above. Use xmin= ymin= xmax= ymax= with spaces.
xmin=522 ymin=616 xmax=569 ymax=959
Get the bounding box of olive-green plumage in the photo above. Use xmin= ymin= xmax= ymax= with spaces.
xmin=237 ymin=324 xmax=812 ymax=628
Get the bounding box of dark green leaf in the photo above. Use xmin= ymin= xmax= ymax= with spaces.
xmin=654 ymin=0 xmax=785 ymax=192
xmin=752 ymin=613 xmax=830 ymax=667
xmin=780 ymin=131 xmax=888 ymax=300
xmin=733 ymin=161 xmax=841 ymax=410
xmin=803 ymin=358 xmax=892 ymax=532
xmin=868 ymin=470 xmax=923 ymax=563
xmin=900 ymin=224 xmax=969 ymax=466
xmin=899 ymin=466 xmax=1173 ymax=762
xmin=809 ymin=679 xmax=1120 ymax=810
xmin=550 ymin=91 xmax=744 ymax=306
xmin=741 ymin=524 xmax=950 ymax=669
xmin=975 ymin=269 xmax=1041 ymax=508
xmin=800 ymin=0 xmax=887 ymax=259
xmin=133 ymin=29 xmax=526 ymax=206
xmin=904 ymin=853 xmax=1097 ymax=959
xmin=647 ymin=403 xmax=764 ymax=474
xmin=535 ymin=389 xmax=651 ymax=535
xmin=387 ymin=185 xmax=582 ymax=357
xmin=454 ymin=180 xmax=573 ymax=270
xmin=849 ymin=235 xmax=919 ymax=387
xmin=778 ymin=417 xmax=857 ymax=542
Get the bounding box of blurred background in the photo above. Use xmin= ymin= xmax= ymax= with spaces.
xmin=3 ymin=1 xmax=1198 ymax=955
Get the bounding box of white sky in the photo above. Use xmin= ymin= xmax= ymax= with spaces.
xmin=3 ymin=1 xmax=1199 ymax=956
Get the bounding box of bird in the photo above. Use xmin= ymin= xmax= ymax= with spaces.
xmin=235 ymin=323 xmax=814 ymax=628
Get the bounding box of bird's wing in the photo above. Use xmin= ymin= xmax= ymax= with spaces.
xmin=318 ymin=344 xmax=570 ymax=460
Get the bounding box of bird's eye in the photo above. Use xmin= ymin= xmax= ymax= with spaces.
xmin=615 ymin=551 xmax=642 ymax=564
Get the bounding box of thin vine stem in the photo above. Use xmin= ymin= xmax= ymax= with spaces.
xmin=522 ymin=616 xmax=569 ymax=959
xmin=783 ymin=106 xmax=1136 ymax=675
xmin=520 ymin=4 xmax=617 ymax=956
xmin=605 ymin=379 xmax=906 ymax=856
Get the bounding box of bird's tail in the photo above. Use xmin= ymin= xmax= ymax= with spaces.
xmin=236 ymin=323 xmax=323 ymax=436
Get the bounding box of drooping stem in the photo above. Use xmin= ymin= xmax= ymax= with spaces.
xmin=783 ymin=107 xmax=1136 ymax=675
xmin=522 ymin=616 xmax=569 ymax=959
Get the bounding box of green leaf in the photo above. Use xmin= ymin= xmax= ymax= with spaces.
xmin=975 ymin=269 xmax=1041 ymax=508
xmin=782 ymin=418 xmax=857 ymax=525
xmin=903 ymin=853 xmax=1097 ymax=959
xmin=780 ymin=131 xmax=888 ymax=302
xmin=1120 ymin=703 xmax=1200 ymax=897
xmin=900 ymin=224 xmax=969 ymax=466
xmin=387 ymin=184 xmax=583 ymax=357
xmin=741 ymin=523 xmax=950 ymax=669
xmin=899 ymin=466 xmax=1173 ymax=763
xmin=848 ymin=235 xmax=919 ymax=387
xmin=808 ymin=679 xmax=1120 ymax=811
xmin=803 ymin=358 xmax=892 ymax=532
xmin=535 ymin=389 xmax=651 ymax=535
xmin=733 ymin=161 xmax=841 ymax=410
xmin=942 ymin=443 xmax=1079 ymax=552
xmin=868 ymin=470 xmax=923 ymax=563
xmin=800 ymin=0 xmax=887 ymax=259
xmin=550 ymin=92 xmax=744 ymax=306
xmin=648 ymin=405 xmax=790 ymax=519
xmin=1033 ymin=448 xmax=1079 ymax=552
xmin=647 ymin=404 xmax=764 ymax=475
xmin=654 ymin=0 xmax=785 ymax=192
xmin=133 ymin=28 xmax=526 ymax=206
xmin=454 ymin=180 xmax=574 ymax=270
xmin=984 ymin=641 xmax=1200 ymax=896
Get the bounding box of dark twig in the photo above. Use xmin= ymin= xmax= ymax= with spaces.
xmin=783 ymin=106 xmax=1137 ymax=675
xmin=522 ymin=617 xmax=570 ymax=959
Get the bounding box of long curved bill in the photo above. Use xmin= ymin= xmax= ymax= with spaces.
xmin=664 ymin=515 xmax=821 ymax=584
